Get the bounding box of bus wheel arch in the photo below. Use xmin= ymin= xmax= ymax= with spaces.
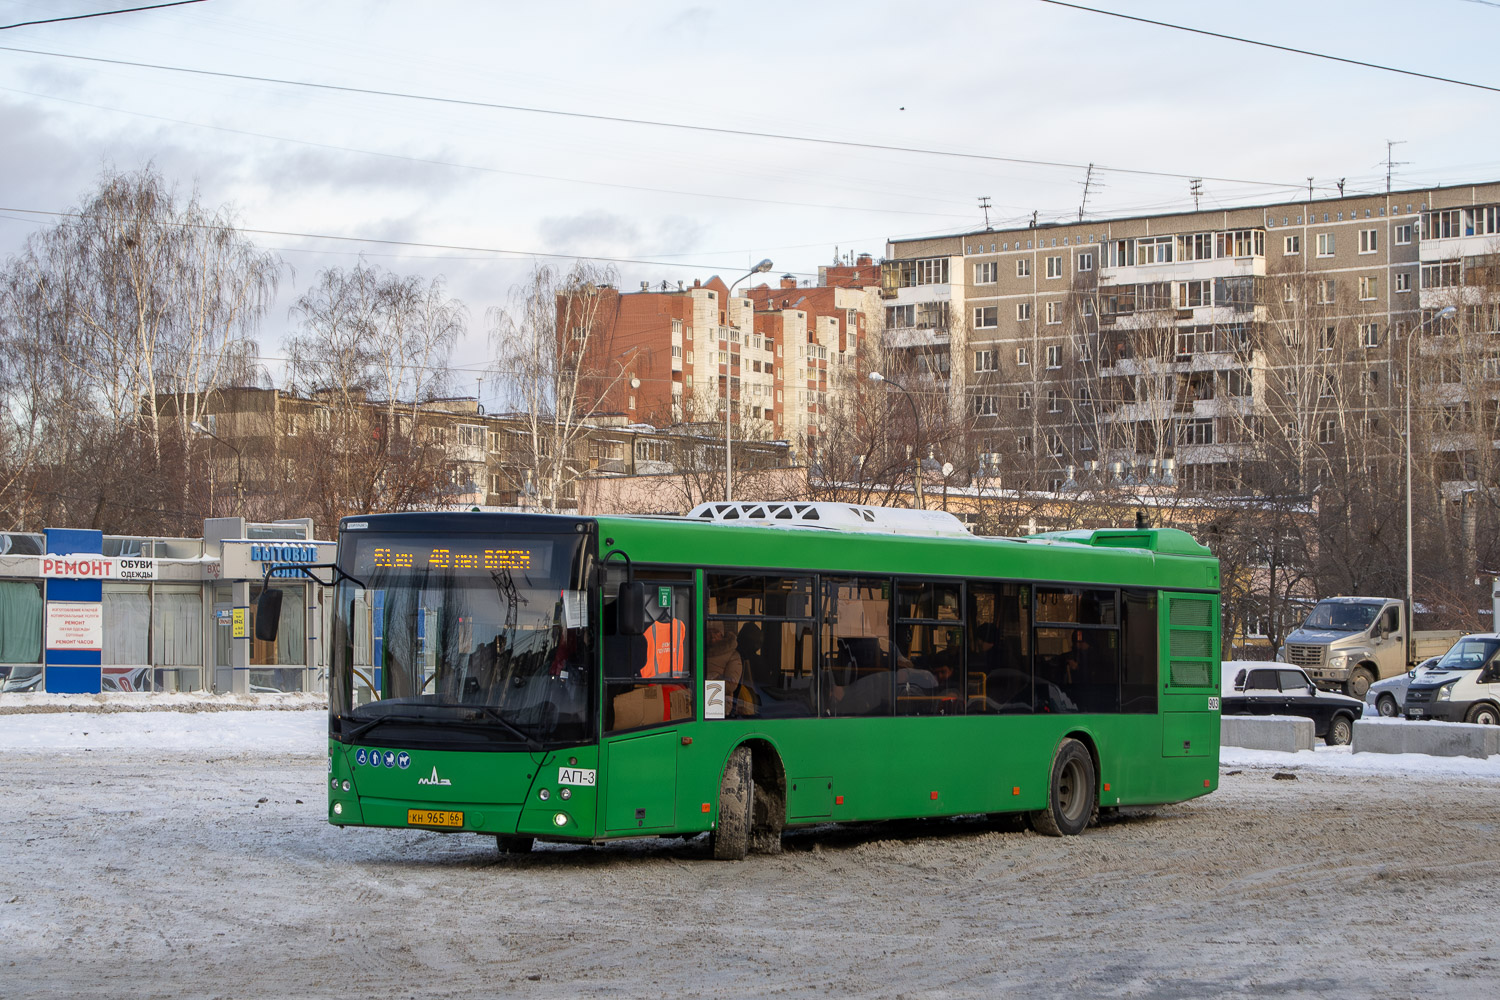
xmin=1030 ymin=734 xmax=1098 ymax=837
xmin=744 ymin=738 xmax=787 ymax=854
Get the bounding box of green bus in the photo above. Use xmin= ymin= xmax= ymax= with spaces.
xmin=293 ymin=502 xmax=1221 ymax=859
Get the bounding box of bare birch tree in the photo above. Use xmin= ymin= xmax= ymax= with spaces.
xmin=488 ymin=261 xmax=631 ymax=512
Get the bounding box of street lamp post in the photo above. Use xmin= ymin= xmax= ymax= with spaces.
xmin=868 ymin=370 xmax=925 ymax=510
xmin=1406 ymin=304 xmax=1456 ymax=654
xmin=724 ymin=258 xmax=774 ymax=501
xmin=192 ymin=421 xmax=245 ymax=518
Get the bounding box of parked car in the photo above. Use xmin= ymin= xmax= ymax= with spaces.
xmin=1365 ymin=656 xmax=1441 ymax=718
xmin=1222 ymin=661 xmax=1365 ymax=745
xmin=1403 ymin=633 xmax=1500 ymax=725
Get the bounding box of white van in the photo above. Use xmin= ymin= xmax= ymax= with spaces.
xmin=1401 ymin=633 xmax=1500 ymax=725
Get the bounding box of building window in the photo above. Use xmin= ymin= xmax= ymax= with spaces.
xmin=1046 ymin=344 xmax=1062 ymax=368
xmin=1395 ymin=271 xmax=1411 ymax=293
xmin=1316 ymin=279 xmax=1337 ymax=304
xmin=1016 ymin=346 xmax=1030 ymax=366
xmin=1018 ymin=434 xmax=1032 ymax=454
xmin=1178 ymin=279 xmax=1212 ymax=308
xmin=1047 ymin=432 xmax=1063 ymax=457
xmin=1046 ymin=389 xmax=1061 ymax=412
xmin=1421 ymin=262 xmax=1461 ymax=289
xmin=975 ymin=349 xmax=997 ymax=372
xmin=886 ymin=304 xmax=915 ymax=328
xmin=1316 ymin=233 xmax=1335 ymax=257
xmin=1359 ymin=229 xmax=1379 ymax=254
xmin=1358 ymin=275 xmax=1378 ymax=300
xmin=1394 ymin=224 xmax=1413 ymax=245
xmin=1283 ymin=282 xmax=1297 ymax=303
xmin=973 ymin=395 xmax=999 ymax=416
xmin=1320 ymin=326 xmax=1337 ymax=351
xmin=1284 ymin=234 xmax=1301 ymax=255
xmin=1016 ymin=302 xmax=1032 ymax=321
xmin=1319 ymin=374 xmax=1335 ymax=398
xmin=974 ymin=306 xmax=998 ymax=329
xmin=1045 ymin=301 xmax=1061 ymax=324
xmin=1137 ymin=235 xmax=1175 ymax=265
xmin=1178 ymin=232 xmax=1214 ymax=261
xmin=1362 ymin=370 xmax=1380 ymax=395
xmin=1183 ymin=418 xmax=1215 ymax=445
xmin=975 ymin=261 xmax=997 ymax=284
xmin=1360 ymin=323 xmax=1380 ymax=347
xmin=1018 ymin=390 xmax=1032 ymax=410
xmin=1318 ymin=418 xmax=1335 ymax=444
xmin=1017 ymin=259 xmax=1031 ymax=278
xmin=1046 ymin=255 xmax=1064 ymax=279
xmin=1077 ymin=251 xmax=1094 ymax=271
xmin=1217 ymin=230 xmax=1265 ymax=258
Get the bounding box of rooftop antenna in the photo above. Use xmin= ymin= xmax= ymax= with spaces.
xmin=1307 ymin=177 xmax=1314 ymax=200
xmin=978 ymin=196 xmax=992 ymax=230
xmin=1382 ymin=139 xmax=1408 ymax=194
xmin=1337 ymin=177 xmax=1346 ymax=197
xmin=1078 ymin=163 xmax=1097 ymax=221
xmin=1189 ymin=178 xmax=1203 ymax=211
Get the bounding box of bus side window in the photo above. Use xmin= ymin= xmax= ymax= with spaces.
xmin=1120 ymin=590 xmax=1158 ymax=713
xmin=968 ymin=583 xmax=1032 ymax=714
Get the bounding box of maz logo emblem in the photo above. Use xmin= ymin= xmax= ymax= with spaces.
xmin=417 ymin=767 xmax=452 ymax=787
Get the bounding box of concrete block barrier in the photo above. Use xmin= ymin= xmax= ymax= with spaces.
xmin=1221 ymin=715 xmax=1315 ymax=753
xmin=1352 ymin=719 xmax=1500 ymax=758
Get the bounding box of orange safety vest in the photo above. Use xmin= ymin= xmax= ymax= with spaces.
xmin=640 ymin=618 xmax=687 ymax=678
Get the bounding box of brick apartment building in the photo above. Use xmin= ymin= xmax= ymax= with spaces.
xmin=574 ymin=255 xmax=883 ymax=457
xmin=882 ymin=181 xmax=1500 ymax=495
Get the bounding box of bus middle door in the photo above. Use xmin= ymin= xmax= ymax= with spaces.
xmin=602 ymin=580 xmax=693 ymax=835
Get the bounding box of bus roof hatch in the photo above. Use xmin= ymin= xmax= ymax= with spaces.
xmin=685 ymin=501 xmax=973 ymax=538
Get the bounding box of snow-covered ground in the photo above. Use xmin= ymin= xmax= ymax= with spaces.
xmin=3 ymin=699 xmax=1500 ymax=998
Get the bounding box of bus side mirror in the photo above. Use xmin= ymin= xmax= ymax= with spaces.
xmin=255 ymin=588 xmax=284 ymax=642
xmin=617 ymin=581 xmax=649 ymax=636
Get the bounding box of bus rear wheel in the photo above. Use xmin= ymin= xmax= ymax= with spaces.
xmin=711 ymin=746 xmax=753 ymax=861
xmin=1031 ymin=738 xmax=1096 ymax=837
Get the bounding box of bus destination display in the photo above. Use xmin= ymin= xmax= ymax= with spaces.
xmin=365 ymin=543 xmax=549 ymax=573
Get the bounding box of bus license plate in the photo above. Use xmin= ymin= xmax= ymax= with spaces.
xmin=408 ymin=809 xmax=463 ymax=828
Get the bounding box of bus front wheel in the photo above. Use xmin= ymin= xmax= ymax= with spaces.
xmin=1031 ymin=739 xmax=1096 ymax=837
xmin=711 ymin=746 xmax=753 ymax=861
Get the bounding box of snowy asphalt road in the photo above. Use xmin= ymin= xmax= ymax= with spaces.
xmin=2 ymin=711 xmax=1499 ymax=999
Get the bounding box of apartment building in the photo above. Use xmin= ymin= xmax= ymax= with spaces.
xmin=884 ymin=181 xmax=1500 ymax=494
xmin=576 ymin=258 xmax=881 ymax=454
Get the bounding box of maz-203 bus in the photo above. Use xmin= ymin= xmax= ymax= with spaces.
xmin=264 ymin=502 xmax=1221 ymax=859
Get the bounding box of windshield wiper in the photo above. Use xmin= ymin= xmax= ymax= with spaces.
xmin=344 ymin=713 xmax=426 ymax=741
xmin=464 ymin=706 xmax=544 ymax=752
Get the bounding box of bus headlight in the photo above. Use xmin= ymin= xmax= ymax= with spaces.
xmin=333 ymin=801 xmax=343 ymax=815
xmin=553 ymin=812 xmax=569 ymax=827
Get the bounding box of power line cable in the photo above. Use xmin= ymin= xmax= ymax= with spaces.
xmin=0 ymin=41 xmax=1308 ymax=190
xmin=0 ymin=85 xmax=980 ymax=221
xmin=0 ymin=204 xmax=824 ymax=278
xmin=1037 ymin=1 xmax=1500 ymax=94
xmin=0 ymin=0 xmax=208 ymax=31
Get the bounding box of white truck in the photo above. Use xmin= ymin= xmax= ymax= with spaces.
xmin=1277 ymin=597 xmax=1462 ymax=699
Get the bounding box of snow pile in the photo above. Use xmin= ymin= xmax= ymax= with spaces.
xmin=0 ymin=708 xmax=325 ymax=752
xmin=0 ymin=690 xmax=327 ymax=714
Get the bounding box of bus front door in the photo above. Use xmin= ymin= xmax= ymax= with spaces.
xmin=602 ymin=581 xmax=692 ymax=835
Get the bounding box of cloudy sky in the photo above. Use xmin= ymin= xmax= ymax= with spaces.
xmin=2 ymin=0 xmax=1497 ymax=401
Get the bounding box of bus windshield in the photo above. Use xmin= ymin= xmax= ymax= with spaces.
xmin=330 ymin=530 xmax=595 ymax=746
xmin=1301 ymin=601 xmax=1381 ymax=633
